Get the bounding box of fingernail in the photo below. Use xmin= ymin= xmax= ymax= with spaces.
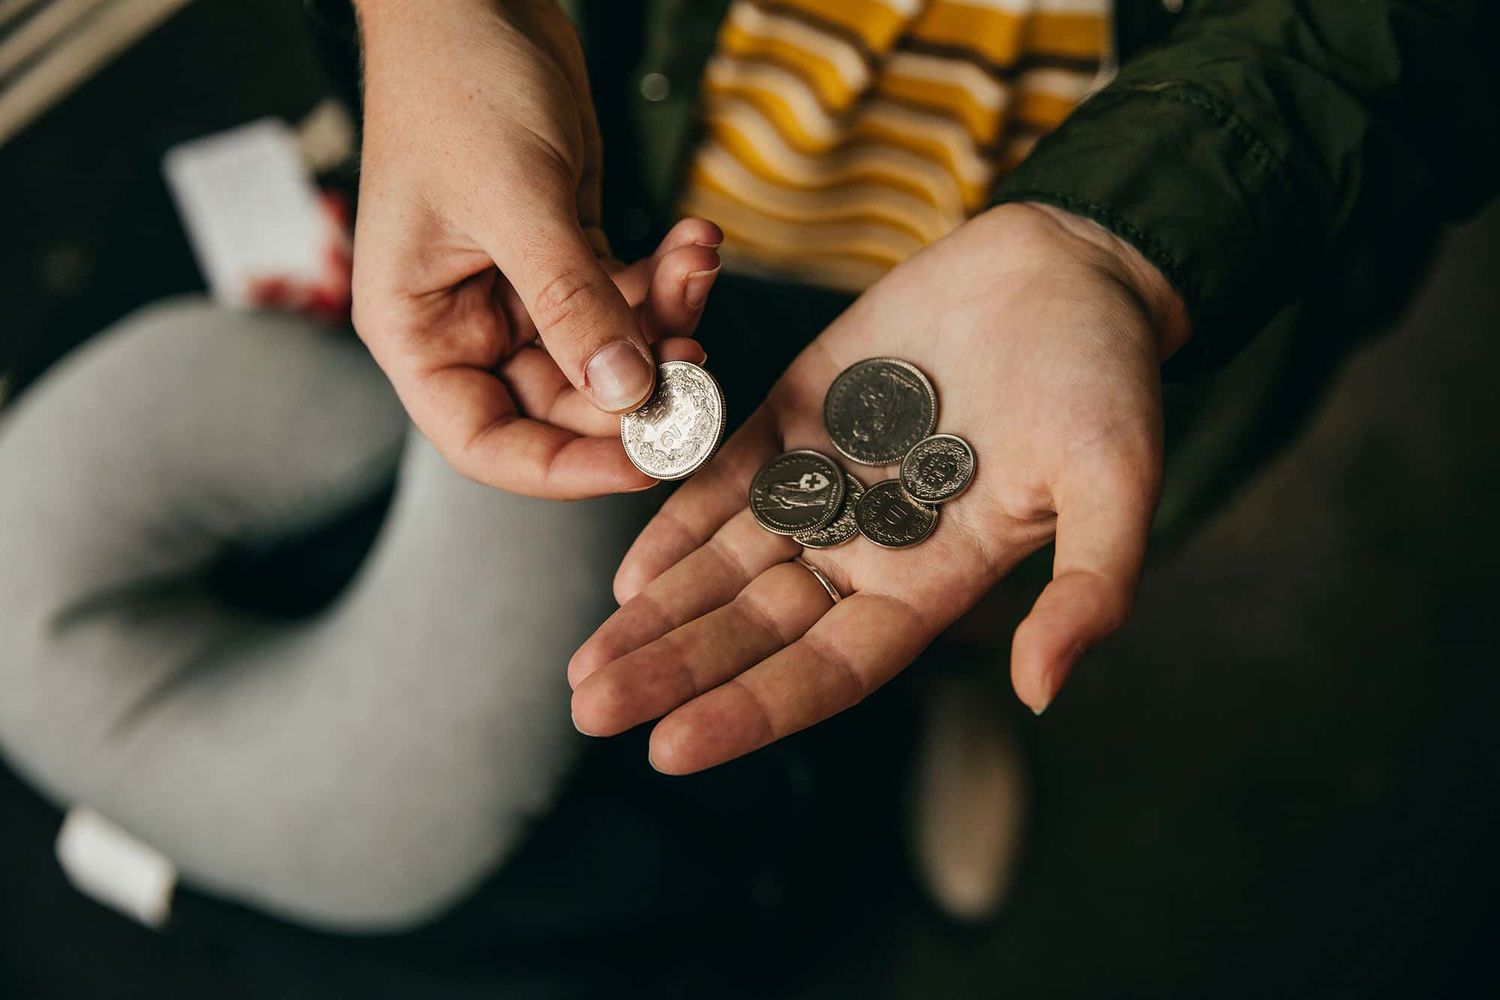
xmin=572 ymin=711 xmax=597 ymax=737
xmin=694 ymin=221 xmax=724 ymax=247
xmin=585 ymin=341 xmax=654 ymax=411
xmin=683 ymin=266 xmax=719 ymax=311
xmin=1031 ymin=649 xmax=1079 ymax=717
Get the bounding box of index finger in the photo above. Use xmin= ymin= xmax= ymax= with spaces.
xmin=1010 ymin=460 xmax=1156 ymax=713
xmin=612 ymin=409 xmax=782 ymax=602
xmin=399 ymin=361 xmax=654 ymax=498
xmin=646 ymin=590 xmax=934 ymax=774
xmin=480 ymin=194 xmax=657 ymax=415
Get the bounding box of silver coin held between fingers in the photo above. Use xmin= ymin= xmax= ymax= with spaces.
xmin=900 ymin=434 xmax=976 ymax=504
xmin=855 ymin=479 xmax=938 ymax=548
xmin=824 ymin=357 xmax=938 ymax=466
xmin=794 ymin=472 xmax=866 ymax=549
xmin=750 ymin=450 xmax=847 ymax=535
xmin=620 ymin=361 xmax=726 ymax=481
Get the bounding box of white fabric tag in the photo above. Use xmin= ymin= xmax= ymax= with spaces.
xmin=162 ymin=117 xmax=326 ymax=308
xmin=55 ymin=806 xmax=176 ymax=930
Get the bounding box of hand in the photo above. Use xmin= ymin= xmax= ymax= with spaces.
xmin=352 ymin=0 xmax=722 ymax=497
xmin=568 ymin=203 xmax=1190 ymax=773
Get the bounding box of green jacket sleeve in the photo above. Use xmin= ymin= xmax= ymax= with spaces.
xmin=992 ymin=0 xmax=1499 ymax=373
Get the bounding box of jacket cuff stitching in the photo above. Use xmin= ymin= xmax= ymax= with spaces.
xmin=1113 ymin=81 xmax=1293 ymax=194
xmin=991 ymin=189 xmax=1198 ymax=313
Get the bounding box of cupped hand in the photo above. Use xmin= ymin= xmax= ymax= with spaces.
xmin=352 ymin=0 xmax=722 ymax=497
xmin=568 ymin=203 xmax=1190 ymax=773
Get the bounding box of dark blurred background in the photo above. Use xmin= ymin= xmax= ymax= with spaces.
xmin=2 ymin=1 xmax=1498 ymax=997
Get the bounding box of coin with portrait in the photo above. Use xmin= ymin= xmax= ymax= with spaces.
xmin=749 ymin=450 xmax=847 ymax=535
xmin=824 ymin=358 xmax=938 ymax=466
xmin=855 ymin=479 xmax=938 ymax=548
xmin=620 ymin=361 xmax=726 ymax=481
xmin=900 ymin=434 xmax=976 ymax=504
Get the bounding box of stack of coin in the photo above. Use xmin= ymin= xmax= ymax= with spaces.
xmin=620 ymin=361 xmax=727 ymax=481
xmin=747 ymin=450 xmax=862 ymax=549
xmin=749 ymin=358 xmax=974 ymax=549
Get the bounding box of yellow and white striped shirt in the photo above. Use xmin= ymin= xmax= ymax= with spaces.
xmin=680 ymin=0 xmax=1112 ymax=290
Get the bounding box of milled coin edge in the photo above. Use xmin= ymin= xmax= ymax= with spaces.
xmin=823 ymin=357 xmax=940 ymax=466
xmin=898 ymin=433 xmax=976 ymax=504
xmin=854 ymin=479 xmax=939 ymax=549
xmin=749 ymin=449 xmax=847 ymax=535
xmin=620 ymin=361 xmax=727 ymax=481
xmin=794 ymin=472 xmax=866 ymax=548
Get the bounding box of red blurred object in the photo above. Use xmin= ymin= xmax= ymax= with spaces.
xmin=246 ymin=190 xmax=352 ymax=326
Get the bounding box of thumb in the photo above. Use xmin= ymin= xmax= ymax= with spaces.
xmin=484 ymin=205 xmax=656 ymax=414
xmin=1011 ymin=466 xmax=1154 ymax=715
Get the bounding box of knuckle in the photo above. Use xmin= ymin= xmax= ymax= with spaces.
xmin=732 ymin=586 xmax=794 ymax=646
xmin=446 ymin=437 xmax=491 ymax=487
xmin=348 ymin=298 xmax=377 ymax=346
xmin=531 ymin=267 xmax=601 ymax=334
xmin=348 ymin=290 xmax=389 ymax=348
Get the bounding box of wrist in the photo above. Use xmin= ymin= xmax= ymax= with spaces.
xmin=1001 ymin=202 xmax=1192 ymax=362
xmin=350 ymin=0 xmax=412 ymax=24
xmin=351 ymin=0 xmax=423 ymax=43
xmin=353 ymin=0 xmax=506 ymax=37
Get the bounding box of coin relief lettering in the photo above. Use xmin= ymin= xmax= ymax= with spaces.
xmin=621 ymin=362 xmax=726 ymax=481
xmin=899 ymin=434 xmax=975 ymax=504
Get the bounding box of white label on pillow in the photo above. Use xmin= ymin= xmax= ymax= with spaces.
xmin=55 ymin=806 xmax=176 ymax=930
xmin=163 ymin=118 xmax=325 ymax=308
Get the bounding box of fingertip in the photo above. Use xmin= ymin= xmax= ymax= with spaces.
xmin=647 ymin=719 xmax=695 ymax=775
xmin=570 ymin=674 xmax=623 ymax=737
xmin=664 ymin=244 xmax=721 ymax=279
xmin=567 ymin=641 xmax=604 ymax=690
xmin=641 ymin=245 xmax=721 ymax=341
xmin=568 ymin=605 xmax=635 ymax=690
xmin=683 ymin=264 xmax=720 ymax=313
xmin=650 ymin=244 xmax=721 ymax=307
xmin=695 ymin=219 xmax=724 ymax=247
xmin=584 ymin=340 xmax=656 ymax=413
xmin=1010 ymin=570 xmax=1131 ymax=715
xmin=1010 ymin=618 xmax=1076 ymax=716
xmin=571 ymin=709 xmax=598 ymax=737
xmin=612 ymin=559 xmax=648 ymax=606
xmin=655 ymin=336 xmax=707 ymax=366
xmin=662 ymin=216 xmax=723 ymax=251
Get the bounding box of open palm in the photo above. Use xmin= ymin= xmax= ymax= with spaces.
xmin=568 ymin=204 xmax=1189 ymax=773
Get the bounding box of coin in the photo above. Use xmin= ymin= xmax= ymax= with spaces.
xmin=855 ymin=479 xmax=938 ymax=548
xmin=794 ymin=472 xmax=866 ymax=549
xmin=824 ymin=358 xmax=938 ymax=466
xmin=749 ymin=450 xmax=847 ymax=535
xmin=620 ymin=361 xmax=726 ymax=481
xmin=900 ymin=434 xmax=976 ymax=504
